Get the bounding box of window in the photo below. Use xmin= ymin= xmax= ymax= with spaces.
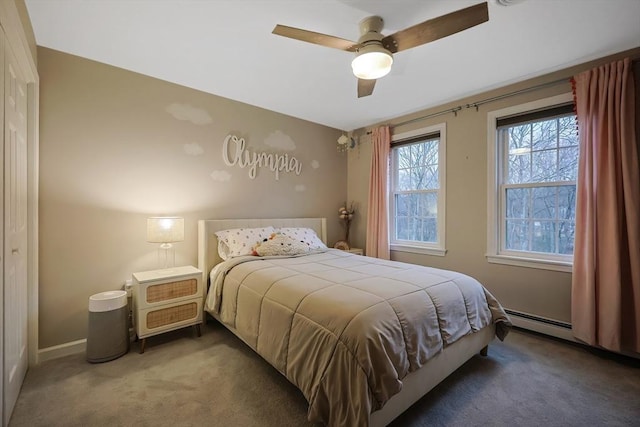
xmin=487 ymin=94 xmax=578 ymax=272
xmin=389 ymin=124 xmax=446 ymax=256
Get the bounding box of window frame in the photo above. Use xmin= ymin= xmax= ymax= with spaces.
xmin=486 ymin=93 xmax=575 ymax=272
xmin=389 ymin=123 xmax=447 ymax=256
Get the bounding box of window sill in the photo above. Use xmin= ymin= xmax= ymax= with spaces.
xmin=390 ymin=244 xmax=447 ymax=257
xmin=486 ymin=254 xmax=572 ymax=273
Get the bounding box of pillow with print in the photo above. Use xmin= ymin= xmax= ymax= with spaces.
xmin=277 ymin=227 xmax=327 ymax=250
xmin=215 ymin=226 xmax=275 ymax=260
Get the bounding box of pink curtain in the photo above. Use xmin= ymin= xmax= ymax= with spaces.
xmin=572 ymin=57 xmax=640 ymax=353
xmin=366 ymin=126 xmax=391 ymax=260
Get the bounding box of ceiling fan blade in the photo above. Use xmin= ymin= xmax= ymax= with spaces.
xmin=272 ymin=24 xmax=359 ymax=52
xmin=382 ymin=2 xmax=489 ymax=53
xmin=358 ymin=79 xmax=376 ymax=98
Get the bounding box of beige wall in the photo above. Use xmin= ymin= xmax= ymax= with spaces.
xmin=348 ymin=48 xmax=640 ymax=325
xmin=38 ymin=47 xmax=346 ymax=349
xmin=36 ymin=41 xmax=640 ymax=347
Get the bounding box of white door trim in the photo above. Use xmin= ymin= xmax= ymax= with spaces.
xmin=0 ymin=1 xmax=40 ymax=372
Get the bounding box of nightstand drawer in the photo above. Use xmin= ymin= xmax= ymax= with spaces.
xmin=137 ymin=299 xmax=203 ymax=338
xmin=133 ymin=266 xmax=203 ymax=310
xmin=146 ymin=278 xmax=198 ymax=304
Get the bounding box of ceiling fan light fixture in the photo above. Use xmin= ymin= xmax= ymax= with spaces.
xmin=351 ymin=45 xmax=393 ymax=80
xmin=273 ymin=2 xmax=489 ymax=97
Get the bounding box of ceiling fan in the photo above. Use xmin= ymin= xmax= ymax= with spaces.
xmin=272 ymin=2 xmax=489 ymax=98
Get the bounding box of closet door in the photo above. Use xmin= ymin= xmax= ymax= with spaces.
xmin=3 ymin=33 xmax=27 ymax=425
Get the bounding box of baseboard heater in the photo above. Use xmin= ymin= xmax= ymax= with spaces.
xmin=504 ymin=309 xmax=576 ymax=342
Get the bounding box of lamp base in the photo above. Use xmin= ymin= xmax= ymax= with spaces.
xmin=157 ymin=244 xmax=176 ymax=269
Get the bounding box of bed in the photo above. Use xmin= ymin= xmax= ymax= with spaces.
xmin=198 ymin=217 xmax=511 ymax=427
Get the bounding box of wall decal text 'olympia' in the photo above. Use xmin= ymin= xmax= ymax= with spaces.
xmin=222 ymin=134 xmax=302 ymax=180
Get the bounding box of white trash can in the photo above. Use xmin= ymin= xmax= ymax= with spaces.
xmin=86 ymin=290 xmax=129 ymax=363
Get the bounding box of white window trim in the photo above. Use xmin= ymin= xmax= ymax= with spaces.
xmin=486 ymin=93 xmax=574 ymax=273
xmin=389 ymin=123 xmax=447 ymax=256
xmin=390 ymin=244 xmax=447 ymax=257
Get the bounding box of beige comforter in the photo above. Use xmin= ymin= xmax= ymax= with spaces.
xmin=206 ymin=249 xmax=510 ymax=426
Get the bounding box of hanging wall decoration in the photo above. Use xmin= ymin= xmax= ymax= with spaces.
xmin=222 ymin=134 xmax=302 ymax=180
xmin=337 ymin=133 xmax=358 ymax=152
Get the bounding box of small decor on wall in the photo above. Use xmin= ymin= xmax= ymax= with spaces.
xmin=165 ymin=103 xmax=212 ymax=125
xmin=222 ymin=134 xmax=302 ymax=180
xmin=337 ymin=133 xmax=358 ymax=152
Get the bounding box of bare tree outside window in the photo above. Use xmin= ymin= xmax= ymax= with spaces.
xmin=501 ymin=113 xmax=578 ymax=255
xmin=392 ymin=138 xmax=439 ymax=243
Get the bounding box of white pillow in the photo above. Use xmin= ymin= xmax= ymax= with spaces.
xmin=277 ymin=227 xmax=327 ymax=250
xmin=217 ymin=240 xmax=232 ymax=261
xmin=215 ymin=226 xmax=275 ymax=260
xmin=254 ymin=234 xmax=310 ymax=257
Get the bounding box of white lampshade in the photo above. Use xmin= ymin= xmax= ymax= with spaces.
xmin=147 ymin=217 xmax=184 ymax=244
xmin=351 ymin=45 xmax=393 ymax=80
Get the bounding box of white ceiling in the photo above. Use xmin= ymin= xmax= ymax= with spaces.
xmin=25 ymin=0 xmax=640 ymax=131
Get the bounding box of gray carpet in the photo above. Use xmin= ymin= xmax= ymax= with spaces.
xmin=10 ymin=323 xmax=640 ymax=427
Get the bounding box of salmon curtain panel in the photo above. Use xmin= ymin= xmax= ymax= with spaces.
xmin=366 ymin=126 xmax=391 ymax=260
xmin=571 ymin=57 xmax=640 ymax=353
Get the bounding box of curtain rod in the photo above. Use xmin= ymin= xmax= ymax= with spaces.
xmin=365 ymin=77 xmax=570 ymax=134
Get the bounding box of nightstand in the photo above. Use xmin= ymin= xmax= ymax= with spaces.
xmin=346 ymin=248 xmax=364 ymax=255
xmin=132 ymin=265 xmax=203 ymax=353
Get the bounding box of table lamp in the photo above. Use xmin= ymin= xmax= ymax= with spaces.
xmin=147 ymin=217 xmax=184 ymax=268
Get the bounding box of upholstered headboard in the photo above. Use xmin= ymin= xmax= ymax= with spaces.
xmin=197 ymin=217 xmax=327 ymax=285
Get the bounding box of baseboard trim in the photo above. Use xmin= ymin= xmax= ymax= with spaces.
xmin=34 ymin=313 xmax=635 ymax=364
xmin=506 ymin=309 xmax=578 ymax=343
xmin=38 ymin=339 xmax=86 ymax=364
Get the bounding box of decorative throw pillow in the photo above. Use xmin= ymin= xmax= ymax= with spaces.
xmin=254 ymin=233 xmax=310 ymax=257
xmin=277 ymin=227 xmax=327 ymax=250
xmin=215 ymin=226 xmax=275 ymax=260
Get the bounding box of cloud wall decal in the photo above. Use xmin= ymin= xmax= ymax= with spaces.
xmin=264 ymin=130 xmax=296 ymax=151
xmin=184 ymin=142 xmax=204 ymax=156
xmin=210 ymin=170 xmax=232 ymax=182
xmin=166 ymin=103 xmax=212 ymax=125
